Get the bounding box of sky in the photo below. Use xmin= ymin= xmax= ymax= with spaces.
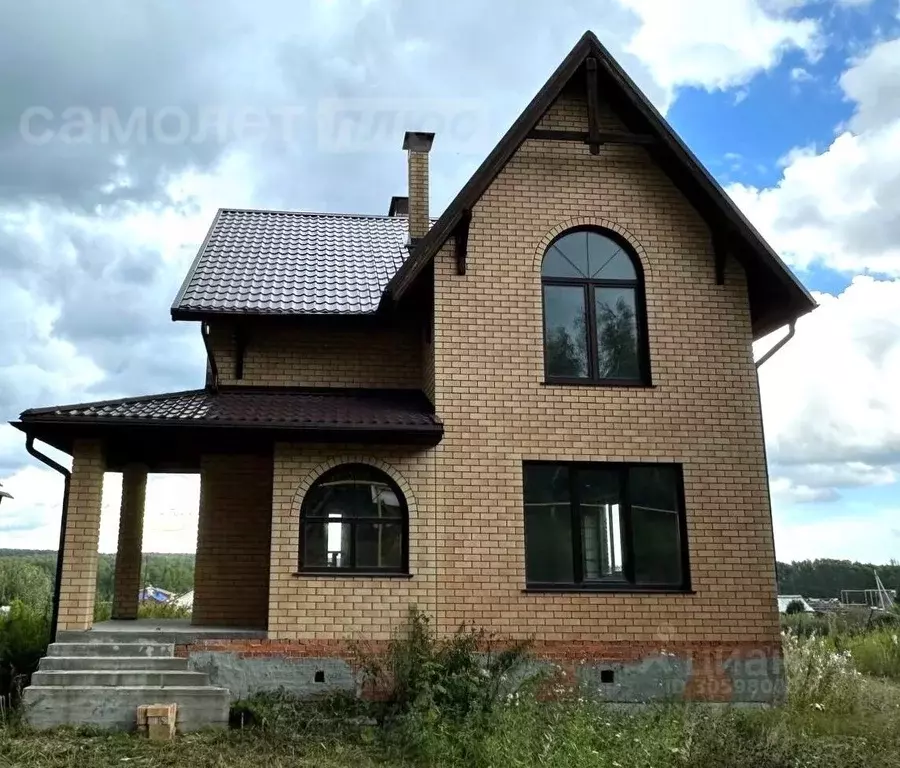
xmin=1 ymin=0 xmax=899 ymax=564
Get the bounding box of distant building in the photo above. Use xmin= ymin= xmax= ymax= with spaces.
xmin=777 ymin=595 xmax=815 ymax=613
xmin=173 ymin=590 xmax=193 ymax=610
xmin=138 ymin=585 xmax=175 ymax=604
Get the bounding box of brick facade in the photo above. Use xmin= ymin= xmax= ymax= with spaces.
xmin=207 ymin=321 xmax=423 ymax=389
xmin=193 ymin=454 xmax=273 ymax=629
xmin=426 ymin=92 xmax=779 ymax=646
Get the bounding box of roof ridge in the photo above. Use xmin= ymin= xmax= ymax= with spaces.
xmin=219 ymin=207 xmax=409 ymax=221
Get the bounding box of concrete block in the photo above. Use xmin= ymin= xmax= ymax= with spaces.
xmin=138 ymin=703 xmax=177 ymax=740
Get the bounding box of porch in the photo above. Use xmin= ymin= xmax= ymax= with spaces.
xmin=12 ymin=385 xmax=443 ymax=639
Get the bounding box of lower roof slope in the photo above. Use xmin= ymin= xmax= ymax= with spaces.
xmin=15 ymin=387 xmax=443 ymax=456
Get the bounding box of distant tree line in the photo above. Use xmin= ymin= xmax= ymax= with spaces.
xmin=0 ymin=550 xmax=195 ymax=605
xmin=2 ymin=551 xmax=897 ymax=604
xmin=776 ymin=559 xmax=900 ymax=599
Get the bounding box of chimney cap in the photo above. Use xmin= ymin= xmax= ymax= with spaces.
xmin=388 ymin=196 xmax=409 ymax=217
xmin=402 ymin=131 xmax=435 ymax=152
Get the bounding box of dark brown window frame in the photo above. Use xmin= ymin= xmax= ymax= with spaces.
xmin=541 ymin=227 xmax=651 ymax=386
xmin=298 ymin=463 xmax=410 ymax=577
xmin=522 ymin=460 xmax=691 ymax=594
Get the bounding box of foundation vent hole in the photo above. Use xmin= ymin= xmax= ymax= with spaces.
xmin=314 ymin=670 xmax=325 ymax=683
xmin=600 ymin=669 xmax=615 ymax=684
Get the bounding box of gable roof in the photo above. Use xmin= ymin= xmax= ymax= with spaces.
xmin=171 ymin=208 xmax=412 ymax=319
xmin=384 ymin=31 xmax=816 ymax=339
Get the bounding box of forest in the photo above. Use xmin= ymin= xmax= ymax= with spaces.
xmin=0 ymin=549 xmax=195 ymax=604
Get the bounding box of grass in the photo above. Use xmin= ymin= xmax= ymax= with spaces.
xmin=2 ymin=619 xmax=900 ymax=768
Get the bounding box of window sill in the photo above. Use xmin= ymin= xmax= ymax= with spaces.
xmin=523 ymin=584 xmax=694 ymax=595
xmin=293 ymin=571 xmax=413 ymax=579
xmin=541 ymin=379 xmax=655 ymax=388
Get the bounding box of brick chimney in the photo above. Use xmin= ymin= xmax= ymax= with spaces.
xmin=403 ymin=131 xmax=434 ymax=243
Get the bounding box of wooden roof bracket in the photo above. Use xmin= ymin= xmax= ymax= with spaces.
xmin=586 ymin=57 xmax=602 ymax=155
xmin=455 ymin=208 xmax=472 ymax=275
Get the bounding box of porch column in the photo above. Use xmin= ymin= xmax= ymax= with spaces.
xmin=112 ymin=464 xmax=147 ymax=620
xmin=57 ymin=439 xmax=105 ymax=632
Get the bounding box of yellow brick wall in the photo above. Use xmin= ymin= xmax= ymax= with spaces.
xmin=194 ymin=454 xmax=273 ymax=629
xmin=208 ymin=322 xmax=423 ymax=389
xmin=426 ymin=91 xmax=779 ymax=644
xmin=57 ymin=440 xmax=105 ymax=632
xmin=268 ymin=444 xmax=436 ymax=640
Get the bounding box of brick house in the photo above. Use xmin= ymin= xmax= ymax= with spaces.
xmin=15 ymin=31 xmax=814 ymax=715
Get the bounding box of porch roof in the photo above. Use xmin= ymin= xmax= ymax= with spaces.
xmin=13 ymin=386 xmax=442 ymax=469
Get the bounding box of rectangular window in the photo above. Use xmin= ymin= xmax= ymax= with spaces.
xmin=523 ymin=462 xmax=689 ymax=591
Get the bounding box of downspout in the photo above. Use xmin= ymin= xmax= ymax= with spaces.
xmin=201 ymin=321 xmax=219 ymax=391
xmin=25 ymin=436 xmax=70 ymax=643
xmin=755 ymin=321 xmax=796 ymax=369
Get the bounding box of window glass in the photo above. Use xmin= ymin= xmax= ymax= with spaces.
xmin=356 ymin=522 xmax=404 ymax=569
xmin=630 ymin=466 xmax=682 ymax=585
xmin=523 ymin=463 xmax=686 ymax=590
xmin=594 ymin=287 xmax=640 ymax=380
xmin=578 ymin=468 xmax=624 ymax=581
xmin=524 ymin=465 xmax=574 ymax=583
xmin=300 ymin=465 xmax=407 ymax=572
xmin=542 ymin=229 xmax=647 ymax=384
xmin=588 ymin=234 xmax=636 ymax=280
xmin=543 ymin=285 xmax=589 ymax=378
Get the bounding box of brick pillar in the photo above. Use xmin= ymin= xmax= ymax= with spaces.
xmin=403 ymin=131 xmax=434 ymax=241
xmin=57 ymin=439 xmax=105 ymax=632
xmin=193 ymin=454 xmax=272 ymax=628
xmin=112 ymin=464 xmax=147 ymax=620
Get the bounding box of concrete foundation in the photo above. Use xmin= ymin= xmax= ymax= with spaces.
xmin=188 ymin=652 xmax=357 ymax=701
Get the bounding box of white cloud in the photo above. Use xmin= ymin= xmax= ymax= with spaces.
xmin=759 ymin=277 xmax=900 ymax=497
xmin=619 ymin=0 xmax=821 ymax=100
xmin=728 ymin=36 xmax=900 ymax=276
xmin=790 ymin=66 xmax=814 ymax=82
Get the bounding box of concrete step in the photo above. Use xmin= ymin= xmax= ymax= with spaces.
xmin=23 ymin=685 xmax=230 ymax=732
xmin=39 ymin=656 xmax=189 ymax=672
xmin=48 ymin=642 xmax=174 ymax=658
xmin=31 ymin=670 xmax=210 ymax=687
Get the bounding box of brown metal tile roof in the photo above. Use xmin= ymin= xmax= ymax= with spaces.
xmin=171 ymin=209 xmax=413 ymax=319
xmin=19 ymin=387 xmax=441 ymax=433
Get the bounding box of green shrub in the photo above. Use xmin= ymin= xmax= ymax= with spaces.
xmin=782 ymin=631 xmax=865 ymax=713
xmin=136 ymin=601 xmax=191 ymax=620
xmin=0 ymin=600 xmax=50 ymax=707
xmin=91 ymin=600 xmax=190 ymax=622
xmin=785 ymin=599 xmax=807 ymax=615
xmin=843 ymin=629 xmax=900 ymax=679
xmin=0 ymin=561 xmax=51 ymax=610
xmin=356 ymin=607 xmax=531 ymax=725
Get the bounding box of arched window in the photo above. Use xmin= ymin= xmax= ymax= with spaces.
xmin=541 ymin=229 xmax=649 ymax=384
xmin=299 ymin=464 xmax=408 ymax=574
